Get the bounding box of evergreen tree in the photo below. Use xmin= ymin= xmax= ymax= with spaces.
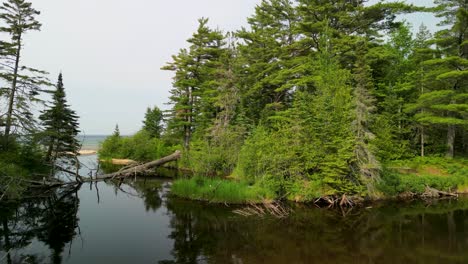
xmin=162 ymin=18 xmax=225 ymax=149
xmin=236 ymin=0 xmax=298 ymax=124
xmin=39 ymin=73 xmax=80 ymax=166
xmin=407 ymin=0 xmax=468 ymax=158
xmin=372 ymin=23 xmax=416 ymax=160
xmin=143 ymin=106 xmax=163 ymax=138
xmin=352 ymin=40 xmax=381 ymax=194
xmin=0 ymin=0 xmax=49 ymax=145
xmin=409 ymin=24 xmax=433 ymax=157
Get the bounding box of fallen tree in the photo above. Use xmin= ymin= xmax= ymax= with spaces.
xmin=96 ymin=150 xmax=181 ymax=180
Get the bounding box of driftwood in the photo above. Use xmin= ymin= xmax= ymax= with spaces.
xmin=96 ymin=150 xmax=181 ymax=180
xmin=422 ymin=186 xmax=458 ymax=198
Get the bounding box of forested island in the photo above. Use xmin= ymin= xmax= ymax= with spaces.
xmin=1 ymin=0 xmax=468 ymax=205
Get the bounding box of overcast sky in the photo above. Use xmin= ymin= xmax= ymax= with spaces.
xmin=18 ymin=0 xmax=437 ymax=135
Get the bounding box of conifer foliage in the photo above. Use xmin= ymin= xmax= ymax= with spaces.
xmin=39 ymin=74 xmax=80 ymax=165
xmin=0 ymin=0 xmax=49 ymax=142
xmin=161 ymin=0 xmax=467 ymax=200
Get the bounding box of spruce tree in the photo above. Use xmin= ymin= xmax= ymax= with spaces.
xmin=352 ymin=40 xmax=381 ymax=194
xmin=143 ymin=106 xmax=163 ymax=138
xmin=0 ymin=0 xmax=49 ymax=144
xmin=39 ymin=73 xmax=80 ymax=166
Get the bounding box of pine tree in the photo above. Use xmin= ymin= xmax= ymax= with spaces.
xmin=0 ymin=0 xmax=49 ymax=144
xmin=236 ymin=0 xmax=298 ymax=124
xmin=407 ymin=0 xmax=468 ymax=158
xmin=409 ymin=24 xmax=433 ymax=157
xmin=39 ymin=73 xmax=80 ymax=166
xmin=372 ymin=23 xmax=416 ymax=160
xmin=162 ymin=18 xmax=225 ymax=149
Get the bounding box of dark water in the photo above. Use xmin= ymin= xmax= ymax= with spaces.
xmin=1 ymin=156 xmax=468 ymax=264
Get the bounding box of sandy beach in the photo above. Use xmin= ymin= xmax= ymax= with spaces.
xmin=79 ymin=150 xmax=97 ymax=155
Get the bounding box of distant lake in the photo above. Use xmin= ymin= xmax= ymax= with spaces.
xmin=77 ymin=135 xmax=108 ymax=150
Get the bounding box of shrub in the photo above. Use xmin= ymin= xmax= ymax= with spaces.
xmin=98 ymin=130 xmax=172 ymax=162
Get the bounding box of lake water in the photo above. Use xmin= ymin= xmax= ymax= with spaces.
xmin=1 ymin=155 xmax=468 ymax=264
xmin=77 ymin=135 xmax=108 ymax=151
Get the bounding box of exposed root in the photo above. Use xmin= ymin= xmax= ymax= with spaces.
xmin=313 ymin=194 xmax=360 ymax=208
xmin=421 ymin=186 xmax=458 ymax=199
xmin=233 ymin=201 xmax=291 ymax=218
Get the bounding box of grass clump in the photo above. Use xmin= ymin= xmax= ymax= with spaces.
xmin=171 ymin=176 xmax=275 ymax=204
xmin=378 ymin=156 xmax=468 ymax=197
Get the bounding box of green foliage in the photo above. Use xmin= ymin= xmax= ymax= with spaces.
xmin=142 ymin=106 xmax=163 ymax=138
xmin=187 ymin=126 xmax=246 ymax=176
xmin=234 ymin=48 xmax=367 ymax=199
xmin=0 ymin=0 xmax=50 ymax=138
xmin=98 ymin=130 xmax=171 ymax=162
xmin=162 ymin=18 xmax=225 ymax=149
xmin=171 ymin=176 xmax=275 ymax=204
xmin=0 ymin=137 xmax=48 ymax=199
xmin=39 ymin=73 xmax=80 ymax=166
xmin=378 ymin=156 xmax=468 ymax=196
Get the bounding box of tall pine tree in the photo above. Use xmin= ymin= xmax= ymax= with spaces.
xmin=0 ymin=0 xmax=49 ymax=144
xmin=407 ymin=0 xmax=468 ymax=158
xmin=162 ymin=18 xmax=225 ymax=150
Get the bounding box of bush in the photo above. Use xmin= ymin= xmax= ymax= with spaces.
xmin=0 ymin=137 xmax=47 ymax=199
xmin=186 ymin=126 xmax=246 ymax=176
xmin=98 ymin=130 xmax=172 ymax=162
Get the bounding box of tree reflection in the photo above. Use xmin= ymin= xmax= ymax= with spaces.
xmin=0 ymin=185 xmax=80 ymax=264
xmin=159 ymin=197 xmax=468 ymax=264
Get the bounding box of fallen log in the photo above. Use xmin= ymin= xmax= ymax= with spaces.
xmin=422 ymin=186 xmax=458 ymax=198
xmin=97 ymin=150 xmax=181 ymax=180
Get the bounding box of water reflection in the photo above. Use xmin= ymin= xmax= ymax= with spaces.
xmin=0 ymin=185 xmax=80 ymax=264
xmin=1 ymin=179 xmax=468 ymax=264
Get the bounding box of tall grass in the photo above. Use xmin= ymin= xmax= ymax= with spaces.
xmin=171 ymin=176 xmax=275 ymax=204
xmin=378 ymin=156 xmax=468 ymax=196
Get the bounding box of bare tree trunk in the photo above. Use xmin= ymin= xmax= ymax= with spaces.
xmin=421 ymin=126 xmax=425 ymax=157
xmin=4 ymin=35 xmax=22 ymax=140
xmin=446 ymin=125 xmax=455 ymax=158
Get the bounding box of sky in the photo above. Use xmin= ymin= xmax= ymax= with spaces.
xmin=17 ymin=0 xmax=438 ymax=135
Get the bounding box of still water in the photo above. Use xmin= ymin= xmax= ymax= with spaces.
xmin=1 ymin=156 xmax=468 ymax=264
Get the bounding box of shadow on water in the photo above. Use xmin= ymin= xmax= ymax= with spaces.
xmin=2 ymin=168 xmax=468 ymax=263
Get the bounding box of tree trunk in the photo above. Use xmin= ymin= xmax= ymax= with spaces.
xmin=446 ymin=125 xmax=455 ymax=158
xmin=4 ymin=36 xmax=22 ymax=140
xmin=421 ymin=126 xmax=425 ymax=157
xmin=2 ymin=219 xmax=12 ymax=264
xmin=97 ymin=150 xmax=181 ymax=180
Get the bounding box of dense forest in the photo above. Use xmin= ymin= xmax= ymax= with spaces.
xmin=1 ymin=0 xmax=467 ymax=203
xmin=153 ymin=0 xmax=468 ymax=202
